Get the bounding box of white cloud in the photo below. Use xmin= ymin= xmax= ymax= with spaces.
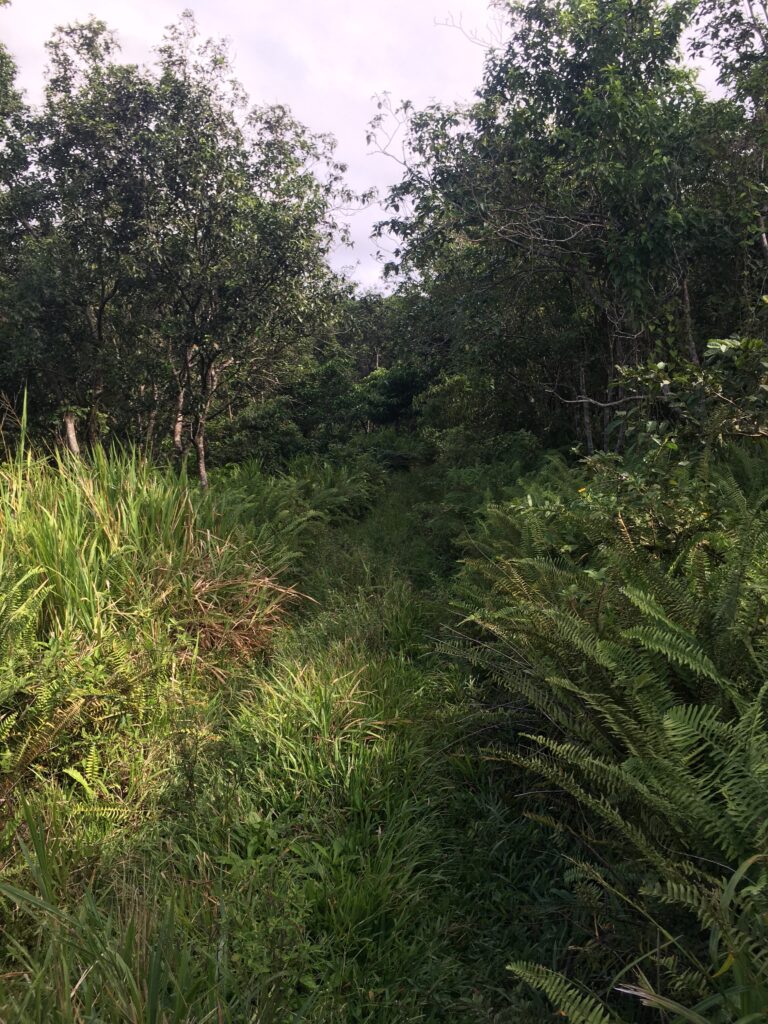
xmin=2 ymin=0 xmax=496 ymax=287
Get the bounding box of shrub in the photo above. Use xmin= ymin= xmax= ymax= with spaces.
xmin=452 ymin=444 xmax=768 ymax=1020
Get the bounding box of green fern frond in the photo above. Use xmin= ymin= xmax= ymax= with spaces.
xmin=508 ymin=962 xmax=625 ymax=1023
xmin=622 ymin=625 xmax=724 ymax=685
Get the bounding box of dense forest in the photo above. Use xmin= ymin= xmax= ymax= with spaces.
xmin=1 ymin=0 xmax=768 ymax=1020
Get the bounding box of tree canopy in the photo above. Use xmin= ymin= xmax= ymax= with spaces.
xmin=1 ymin=0 xmax=767 ymax=469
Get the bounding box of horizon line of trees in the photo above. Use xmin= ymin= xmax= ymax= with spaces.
xmin=1 ymin=0 xmax=768 ymax=480
xmin=370 ymin=0 xmax=768 ymax=453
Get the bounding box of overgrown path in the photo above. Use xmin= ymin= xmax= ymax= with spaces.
xmin=179 ymin=476 xmax=552 ymax=1021
xmin=0 ymin=462 xmax=554 ymax=1023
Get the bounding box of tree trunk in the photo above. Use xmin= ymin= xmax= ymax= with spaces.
xmin=758 ymin=212 xmax=768 ymax=265
xmin=192 ymin=354 xmax=219 ymax=489
xmin=63 ymin=411 xmax=81 ymax=456
xmin=194 ymin=426 xmax=208 ymax=489
xmin=173 ymin=384 xmax=186 ymax=468
xmin=681 ymin=276 xmax=699 ymax=366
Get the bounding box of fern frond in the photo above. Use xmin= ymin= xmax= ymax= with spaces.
xmin=508 ymin=962 xmax=625 ymax=1023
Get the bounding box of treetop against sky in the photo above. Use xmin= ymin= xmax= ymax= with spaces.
xmin=3 ymin=0 xmax=498 ymax=287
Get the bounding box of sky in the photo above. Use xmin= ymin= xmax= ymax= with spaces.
xmin=2 ymin=0 xmax=502 ymax=288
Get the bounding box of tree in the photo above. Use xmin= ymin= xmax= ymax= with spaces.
xmin=692 ymin=0 xmax=768 ymax=265
xmin=375 ymin=0 xmax=754 ymax=451
xmin=12 ymin=21 xmax=159 ymax=451
xmin=140 ymin=13 xmax=349 ymax=485
xmin=1 ymin=12 xmax=350 ymax=476
xmin=0 ymin=0 xmax=33 ymax=407
xmin=693 ymin=0 xmax=768 ymax=103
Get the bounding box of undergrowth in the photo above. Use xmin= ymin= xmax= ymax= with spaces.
xmin=453 ymin=443 xmax=768 ymax=1021
xmin=0 ymin=448 xmax=557 ymax=1022
xmin=3 ymin=435 xmax=767 ymax=1022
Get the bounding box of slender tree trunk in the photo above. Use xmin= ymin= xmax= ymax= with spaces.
xmin=758 ymin=138 xmax=768 ymax=263
xmin=136 ymin=383 xmax=145 ymax=440
xmin=173 ymin=384 xmax=186 ymax=467
xmin=757 ymin=210 xmax=768 ymax=265
xmin=63 ymin=411 xmax=81 ymax=456
xmin=192 ymin=355 xmax=219 ymax=489
xmin=681 ymin=276 xmax=699 ymax=366
xmin=194 ymin=426 xmax=208 ymax=489
xmin=580 ymin=367 xmax=594 ymax=455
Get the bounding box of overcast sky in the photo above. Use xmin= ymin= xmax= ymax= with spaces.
xmin=2 ymin=0 xmax=503 ymax=288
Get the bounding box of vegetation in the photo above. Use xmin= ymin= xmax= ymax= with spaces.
xmin=1 ymin=0 xmax=768 ymax=1021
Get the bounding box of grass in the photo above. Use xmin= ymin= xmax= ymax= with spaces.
xmin=3 ymin=436 xmax=766 ymax=1021
xmin=0 ymin=444 xmax=297 ymax=836
xmin=0 ymin=450 xmax=565 ymax=1022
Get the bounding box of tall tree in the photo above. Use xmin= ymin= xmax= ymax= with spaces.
xmin=1 ymin=12 xmax=349 ymax=474
xmin=14 ymin=21 xmax=158 ymax=451
xmin=0 ymin=0 xmax=33 ymax=406
xmin=146 ymin=14 xmax=348 ymax=484
xmin=692 ymin=0 xmax=768 ymax=264
xmin=375 ymin=0 xmax=753 ymax=449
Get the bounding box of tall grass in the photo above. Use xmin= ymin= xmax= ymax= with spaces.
xmin=0 ymin=456 xmax=556 ymax=1022
xmin=0 ymin=444 xmax=297 ymax=829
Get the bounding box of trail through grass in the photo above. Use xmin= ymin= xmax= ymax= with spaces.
xmin=0 ymin=459 xmax=560 ymax=1022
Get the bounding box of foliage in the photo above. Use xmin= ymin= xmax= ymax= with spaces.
xmin=2 ymin=0 xmax=768 ymax=1020
xmin=0 ymin=12 xmax=351 ymax=483
xmin=452 ymin=436 xmax=768 ymax=1019
xmin=373 ymin=0 xmax=757 ymax=451
xmin=0 ymin=453 xmax=560 ymax=1023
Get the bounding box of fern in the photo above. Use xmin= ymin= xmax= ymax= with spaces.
xmin=508 ymin=962 xmax=626 ymax=1023
xmin=455 ymin=451 xmax=768 ymax=1020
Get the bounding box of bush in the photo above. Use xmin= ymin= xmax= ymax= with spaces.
xmin=452 ymin=443 xmax=768 ymax=1020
